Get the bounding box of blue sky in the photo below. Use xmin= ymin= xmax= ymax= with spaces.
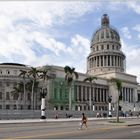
xmin=0 ymin=1 xmax=140 ymax=82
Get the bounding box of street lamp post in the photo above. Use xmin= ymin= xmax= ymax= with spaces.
xmin=108 ymin=96 xmax=112 ymax=117
xmin=93 ymin=100 xmax=95 ymax=111
xmin=40 ymin=88 xmax=47 ymax=119
xmin=134 ymin=103 xmax=136 ymax=112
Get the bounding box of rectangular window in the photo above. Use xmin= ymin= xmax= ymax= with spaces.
xmin=6 ymin=82 xmax=10 ymax=87
xmin=0 ymin=105 xmax=2 ymax=109
xmin=6 ymin=105 xmax=10 ymax=109
xmin=0 ymin=92 xmax=2 ymax=100
xmin=95 ymin=106 xmax=98 ymax=111
xmin=28 ymin=105 xmax=31 ymax=110
xmin=6 ymin=92 xmax=10 ymax=100
xmin=59 ymin=88 xmax=62 ymax=100
xmin=28 ymin=93 xmax=31 ymax=101
xmin=107 ymin=44 xmax=109 ymax=49
xmin=54 ymin=88 xmax=57 ymax=99
xmin=138 ymin=94 xmax=140 ymax=102
xmin=13 ymin=93 xmax=18 ymax=100
xmin=13 ymin=105 xmax=17 ymax=110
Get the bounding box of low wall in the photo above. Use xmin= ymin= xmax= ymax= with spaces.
xmin=0 ymin=110 xmax=103 ymax=120
xmin=0 ymin=110 xmax=138 ymax=120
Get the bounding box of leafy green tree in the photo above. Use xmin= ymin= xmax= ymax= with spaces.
xmin=110 ymin=78 xmax=122 ymax=123
xmin=28 ymin=67 xmax=40 ymax=110
xmin=84 ymin=76 xmax=97 ymax=110
xmin=64 ymin=66 xmax=78 ymax=110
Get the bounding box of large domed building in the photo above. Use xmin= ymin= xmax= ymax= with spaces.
xmin=0 ymin=14 xmax=140 ymax=119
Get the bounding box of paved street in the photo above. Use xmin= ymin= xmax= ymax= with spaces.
xmin=0 ymin=117 xmax=140 ymax=139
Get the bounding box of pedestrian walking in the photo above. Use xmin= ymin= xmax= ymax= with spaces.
xmin=79 ymin=113 xmax=88 ymax=130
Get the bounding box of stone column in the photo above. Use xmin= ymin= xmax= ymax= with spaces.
xmin=103 ymin=55 xmax=105 ymax=67
xmin=110 ymin=55 xmax=112 ymax=66
xmin=77 ymin=85 xmax=79 ymax=101
xmin=95 ymin=56 xmax=97 ymax=67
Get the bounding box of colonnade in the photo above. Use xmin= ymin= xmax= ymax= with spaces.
xmin=75 ymin=85 xmax=108 ymax=103
xmin=89 ymin=55 xmax=124 ymax=68
xmin=122 ymin=87 xmax=134 ymax=102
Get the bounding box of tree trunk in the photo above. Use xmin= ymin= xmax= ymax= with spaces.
xmin=116 ymin=90 xmax=120 ymax=123
xmin=23 ymin=80 xmax=26 ymax=109
xmin=89 ymin=84 xmax=92 ymax=110
xmin=16 ymin=93 xmax=21 ymax=110
xmin=31 ymin=80 xmax=35 ymax=110
xmin=69 ymin=86 xmax=72 ymax=110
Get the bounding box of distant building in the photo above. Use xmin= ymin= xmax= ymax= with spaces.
xmin=0 ymin=14 xmax=140 ymax=112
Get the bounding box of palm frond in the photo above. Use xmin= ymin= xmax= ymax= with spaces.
xmin=110 ymin=78 xmax=122 ymax=90
xmin=84 ymin=76 xmax=97 ymax=83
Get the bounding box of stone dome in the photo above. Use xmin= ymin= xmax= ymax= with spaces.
xmin=87 ymin=14 xmax=126 ymax=76
xmin=91 ymin=14 xmax=120 ymax=46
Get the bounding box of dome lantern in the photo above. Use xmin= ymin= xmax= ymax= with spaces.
xmin=101 ymin=14 xmax=109 ymax=27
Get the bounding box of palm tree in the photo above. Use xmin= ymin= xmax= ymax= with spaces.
xmin=19 ymin=70 xmax=28 ymax=108
xmin=11 ymin=82 xmax=23 ymax=109
xmin=39 ymin=67 xmax=50 ymax=89
xmin=39 ymin=68 xmax=51 ymax=119
xmin=64 ymin=66 xmax=78 ymax=110
xmin=28 ymin=67 xmax=40 ymax=110
xmin=110 ymin=78 xmax=122 ymax=123
xmin=84 ymin=76 xmax=97 ymax=110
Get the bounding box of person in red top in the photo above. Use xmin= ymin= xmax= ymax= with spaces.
xmin=80 ymin=113 xmax=88 ymax=129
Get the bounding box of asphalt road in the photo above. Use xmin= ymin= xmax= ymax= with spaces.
xmin=1 ymin=120 xmax=140 ymax=139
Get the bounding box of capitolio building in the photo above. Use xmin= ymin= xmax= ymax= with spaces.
xmin=0 ymin=14 xmax=140 ymax=116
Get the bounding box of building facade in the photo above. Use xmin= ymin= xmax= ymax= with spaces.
xmin=0 ymin=14 xmax=140 ymax=113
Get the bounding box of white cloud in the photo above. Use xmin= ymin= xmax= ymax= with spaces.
xmin=121 ymin=27 xmax=132 ymax=39
xmin=0 ymin=1 xmax=99 ymax=69
xmin=121 ymin=40 xmax=140 ymax=82
xmin=126 ymin=1 xmax=140 ymax=14
xmin=133 ymin=24 xmax=140 ymax=39
xmin=133 ymin=24 xmax=140 ymax=32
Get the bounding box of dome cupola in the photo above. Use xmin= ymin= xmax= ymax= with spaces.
xmin=87 ymin=14 xmax=126 ymax=75
xmin=91 ymin=14 xmax=120 ymax=46
xmin=101 ymin=14 xmax=109 ymax=27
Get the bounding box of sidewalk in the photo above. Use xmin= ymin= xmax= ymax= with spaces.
xmin=0 ymin=117 xmax=140 ymax=126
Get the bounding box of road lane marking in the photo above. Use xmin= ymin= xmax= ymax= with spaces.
xmin=5 ymin=126 xmax=126 ymax=139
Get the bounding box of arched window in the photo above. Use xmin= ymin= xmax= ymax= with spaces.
xmin=0 ymin=70 xmax=2 ymax=74
xmin=6 ymin=70 xmax=10 ymax=74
